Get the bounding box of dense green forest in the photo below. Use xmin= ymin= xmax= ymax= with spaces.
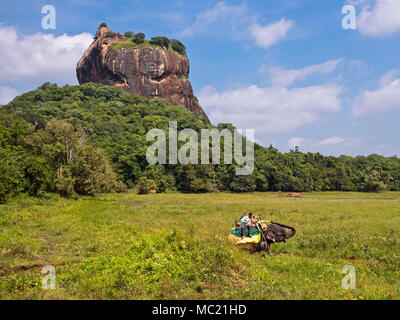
xmin=0 ymin=82 xmax=399 ymax=202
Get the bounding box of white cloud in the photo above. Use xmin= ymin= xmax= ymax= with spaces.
xmin=288 ymin=136 xmax=364 ymax=150
xmin=353 ymin=0 xmax=400 ymax=36
xmin=348 ymin=59 xmax=369 ymax=74
xmin=265 ymin=58 xmax=343 ymax=86
xmin=352 ymin=69 xmax=400 ymax=116
xmin=0 ymin=86 xmax=19 ymax=105
xmin=318 ymin=137 xmax=348 ymax=146
xmin=198 ymin=83 xmax=342 ymax=133
xmin=180 ymin=2 xmax=249 ymax=37
xmin=180 ymin=2 xmax=292 ymax=49
xmin=249 ymin=18 xmax=293 ymax=49
xmin=378 ymin=69 xmax=400 ymax=86
xmin=0 ymin=26 xmax=93 ymax=85
xmin=288 ymin=137 xmax=305 ymax=149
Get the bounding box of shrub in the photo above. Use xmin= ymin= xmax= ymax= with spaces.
xmin=142 ymin=165 xmax=170 ymax=193
xmin=0 ymin=123 xmax=53 ymax=202
xmin=190 ymin=178 xmax=215 ymax=193
xmin=170 ymin=39 xmax=186 ymax=55
xmin=0 ymin=149 xmax=53 ymax=202
xmin=70 ymin=144 xmax=122 ymax=195
xmin=24 ymin=155 xmax=53 ymax=196
xmin=150 ymin=36 xmax=170 ymax=48
xmin=55 ymin=166 xmax=75 ymax=197
xmin=177 ymin=165 xmax=217 ymax=193
xmin=364 ymin=170 xmax=387 ymax=192
xmin=124 ymin=31 xmax=134 ymax=38
xmin=137 ymin=177 xmax=157 ymax=194
xmin=133 ymin=32 xmax=145 ymax=44
xmin=0 ymin=155 xmax=20 ymax=203
xmin=98 ymin=22 xmax=107 ymax=29
xmin=229 ymin=174 xmax=257 ymax=193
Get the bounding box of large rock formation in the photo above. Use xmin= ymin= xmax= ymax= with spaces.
xmin=77 ymin=27 xmax=209 ymax=122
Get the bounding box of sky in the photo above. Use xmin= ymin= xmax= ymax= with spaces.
xmin=0 ymin=0 xmax=400 ymax=157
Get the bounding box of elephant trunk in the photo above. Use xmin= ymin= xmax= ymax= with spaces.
xmin=286 ymin=226 xmax=296 ymax=239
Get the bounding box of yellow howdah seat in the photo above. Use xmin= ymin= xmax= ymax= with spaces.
xmin=228 ymin=229 xmax=261 ymax=251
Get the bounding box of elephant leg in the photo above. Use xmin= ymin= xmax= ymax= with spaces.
xmin=266 ymin=241 xmax=272 ymax=256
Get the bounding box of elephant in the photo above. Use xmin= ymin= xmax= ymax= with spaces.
xmin=257 ymin=221 xmax=296 ymax=256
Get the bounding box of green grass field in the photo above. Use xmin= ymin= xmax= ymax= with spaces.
xmin=1 ymin=192 xmax=399 ymax=300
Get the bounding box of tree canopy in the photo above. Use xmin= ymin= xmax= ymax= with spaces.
xmin=170 ymin=39 xmax=186 ymax=55
xmin=133 ymin=32 xmax=145 ymax=44
xmin=124 ymin=31 xmax=134 ymax=38
xmin=149 ymin=36 xmax=170 ymax=48
xmin=1 ymin=82 xmax=399 ymax=202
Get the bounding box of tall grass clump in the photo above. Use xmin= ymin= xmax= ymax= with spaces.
xmin=61 ymin=229 xmax=238 ymax=299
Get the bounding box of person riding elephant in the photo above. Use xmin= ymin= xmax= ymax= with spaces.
xmin=235 ymin=212 xmax=254 ymax=239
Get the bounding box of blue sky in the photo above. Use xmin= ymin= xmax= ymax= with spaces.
xmin=1 ymin=0 xmax=400 ymax=156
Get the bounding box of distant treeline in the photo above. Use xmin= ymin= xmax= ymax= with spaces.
xmin=0 ymin=82 xmax=399 ymax=202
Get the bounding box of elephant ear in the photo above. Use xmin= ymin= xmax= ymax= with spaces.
xmin=266 ymin=231 xmax=276 ymax=242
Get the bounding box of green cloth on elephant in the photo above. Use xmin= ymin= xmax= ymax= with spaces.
xmin=231 ymin=226 xmax=260 ymax=238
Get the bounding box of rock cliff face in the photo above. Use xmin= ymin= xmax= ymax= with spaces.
xmin=76 ymin=27 xmax=209 ymax=122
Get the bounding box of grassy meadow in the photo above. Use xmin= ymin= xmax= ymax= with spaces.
xmin=0 ymin=191 xmax=399 ymax=300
